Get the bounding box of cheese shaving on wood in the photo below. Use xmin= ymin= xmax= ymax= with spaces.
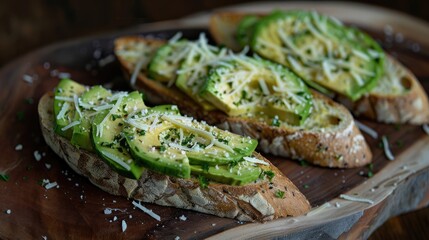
xmin=339 ymin=194 xmax=374 ymax=204
xmin=381 ymin=135 xmax=395 ymax=160
xmin=243 ymin=156 xmax=269 ymax=165
xmin=355 ymin=120 xmax=378 ymax=139
xmin=132 ymin=201 xmax=161 ymax=221
xmin=44 ymin=182 xmax=58 ymax=190
xmin=423 ymin=124 xmax=429 ymax=135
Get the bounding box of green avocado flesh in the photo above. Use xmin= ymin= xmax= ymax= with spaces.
xmin=191 ymin=160 xmax=262 ymax=186
xmin=92 ymin=91 xmax=147 ymax=179
xmin=123 ymin=106 xmax=258 ymax=178
xmin=70 ymin=85 xmax=112 ymax=151
xmin=245 ymin=10 xmax=385 ymax=100
xmin=54 ymin=79 xmax=86 ymax=139
xmin=236 ymin=15 xmax=260 ymax=47
xmin=148 ymin=40 xmax=189 ymax=82
xmin=53 ymin=79 xmax=263 ymax=184
xmin=200 ymin=56 xmax=313 ymax=125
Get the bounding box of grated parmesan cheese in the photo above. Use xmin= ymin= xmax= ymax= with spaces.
xmin=381 ymin=135 xmax=395 ymax=160
xmin=121 ymin=220 xmax=127 ymax=232
xmin=132 ymin=201 xmax=161 ymax=221
xmin=61 ymin=121 xmax=81 ymax=131
xmin=355 ymin=120 xmax=378 ymax=139
xmin=100 ymin=151 xmax=131 ymax=171
xmin=243 ymin=156 xmax=269 ymax=166
xmin=45 ymin=182 xmax=58 ymax=190
xmin=423 ymin=124 xmax=429 ymax=135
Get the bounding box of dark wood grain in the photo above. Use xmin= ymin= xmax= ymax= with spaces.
xmin=0 ymin=14 xmax=428 ymax=240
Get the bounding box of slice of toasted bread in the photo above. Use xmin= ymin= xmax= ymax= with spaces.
xmin=114 ymin=37 xmax=372 ymax=168
xmin=38 ymin=92 xmax=311 ymax=221
xmin=209 ymin=11 xmax=429 ymax=125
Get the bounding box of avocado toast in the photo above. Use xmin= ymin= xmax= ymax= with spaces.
xmin=209 ymin=11 xmax=429 ymax=124
xmin=38 ymin=79 xmax=310 ymax=221
xmin=114 ymin=35 xmax=372 ymax=168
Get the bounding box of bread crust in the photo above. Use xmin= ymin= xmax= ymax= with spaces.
xmin=114 ymin=37 xmax=372 ymax=168
xmin=38 ymin=93 xmax=310 ymax=221
xmin=209 ymin=11 xmax=429 ymax=125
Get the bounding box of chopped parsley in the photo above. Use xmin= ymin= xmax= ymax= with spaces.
xmin=0 ymin=174 xmax=9 ymax=182
xmin=271 ymin=115 xmax=280 ymax=127
xmin=299 ymin=160 xmax=309 ymax=167
xmin=263 ymin=170 xmax=275 ymax=181
xmin=367 ymin=163 xmax=374 ymax=178
xmin=198 ymin=175 xmax=209 ymax=189
xmin=303 ymin=184 xmax=310 ymax=189
xmin=201 ymin=163 xmax=209 ymax=172
xmin=275 ymin=190 xmax=285 ymax=198
xmin=25 ymin=98 xmax=34 ymax=104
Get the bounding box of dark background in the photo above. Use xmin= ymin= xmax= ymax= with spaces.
xmin=1 ymin=0 xmax=429 ymax=67
xmin=1 ymin=1 xmax=428 ymax=239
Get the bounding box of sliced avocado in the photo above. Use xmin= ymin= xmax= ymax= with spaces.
xmin=54 ymin=79 xmax=86 ymax=139
xmin=250 ymin=10 xmax=384 ymax=100
xmin=123 ymin=107 xmax=191 ymax=178
xmin=236 ymin=15 xmax=260 ymax=47
xmin=92 ymin=91 xmax=147 ymax=179
xmin=200 ymin=56 xmax=313 ymax=125
xmin=147 ymin=40 xmax=189 ymax=82
xmin=167 ymin=119 xmax=258 ymax=166
xmin=70 ymin=85 xmax=112 ymax=151
xmin=190 ymin=160 xmax=262 ymax=186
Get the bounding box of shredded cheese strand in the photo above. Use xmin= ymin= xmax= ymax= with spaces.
xmin=355 ymin=120 xmax=378 ymax=139
xmin=382 ymin=135 xmax=395 ymax=160
xmin=243 ymin=156 xmax=269 ymax=166
xmin=56 ymin=102 xmax=70 ymax=120
xmin=61 ymin=121 xmax=80 ymax=131
xmin=132 ymin=201 xmax=161 ymax=221
xmin=100 ymin=150 xmax=131 ymax=171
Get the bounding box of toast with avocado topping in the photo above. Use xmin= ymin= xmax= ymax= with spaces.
xmin=114 ymin=35 xmax=372 ymax=168
xmin=39 ymin=80 xmax=311 ymax=221
xmin=209 ymin=11 xmax=429 ymax=124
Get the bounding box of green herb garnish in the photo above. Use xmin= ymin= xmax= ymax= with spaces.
xmin=271 ymin=116 xmax=280 ymax=127
xmin=275 ymin=190 xmax=285 ymax=198
xmin=299 ymin=160 xmax=309 ymax=167
xmin=263 ymin=170 xmax=275 ymax=181
xmin=198 ymin=175 xmax=209 ymax=189
xmin=0 ymin=174 xmax=9 ymax=182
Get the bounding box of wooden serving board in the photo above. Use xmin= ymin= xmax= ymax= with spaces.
xmin=0 ymin=2 xmax=428 ymax=239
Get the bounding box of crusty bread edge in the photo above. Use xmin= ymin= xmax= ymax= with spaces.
xmin=114 ymin=37 xmax=372 ymax=168
xmin=38 ymin=93 xmax=311 ymax=222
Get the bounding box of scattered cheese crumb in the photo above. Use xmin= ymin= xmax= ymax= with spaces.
xmin=45 ymin=163 xmax=51 ymax=169
xmin=44 ymin=182 xmax=58 ymax=190
xmin=335 ymin=202 xmax=341 ymax=208
xmin=42 ymin=236 xmax=47 ymax=240
xmin=5 ymin=209 xmax=11 ymax=214
xmin=179 ymin=215 xmax=187 ymax=221
xmin=15 ymin=144 xmax=23 ymax=151
xmin=104 ymin=209 xmax=112 ymax=215
xmin=122 ymin=220 xmax=127 ymax=232
xmin=174 ymin=236 xmax=180 ymax=240
xmin=23 ymin=75 xmax=33 ymax=84
xmin=212 ymin=223 xmax=216 ymax=227
xmin=34 ymin=151 xmax=42 ymax=161
xmin=129 ymin=215 xmax=132 ymax=219
xmin=113 ymin=216 xmax=118 ymax=221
